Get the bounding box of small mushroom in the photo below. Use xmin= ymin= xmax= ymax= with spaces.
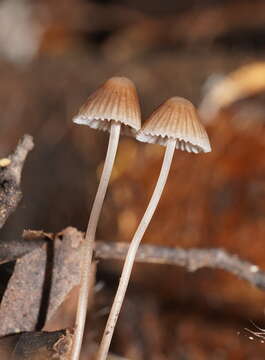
xmin=71 ymin=77 xmax=141 ymax=360
xmin=97 ymin=96 xmax=211 ymax=360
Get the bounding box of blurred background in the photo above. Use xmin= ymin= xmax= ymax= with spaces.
xmin=0 ymin=0 xmax=265 ymax=358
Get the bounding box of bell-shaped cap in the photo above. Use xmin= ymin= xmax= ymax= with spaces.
xmin=137 ymin=97 xmax=211 ymax=153
xmin=73 ymin=76 xmax=141 ymax=135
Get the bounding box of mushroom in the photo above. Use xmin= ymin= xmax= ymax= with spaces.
xmin=97 ymin=96 xmax=211 ymax=360
xmin=71 ymin=77 xmax=141 ymax=360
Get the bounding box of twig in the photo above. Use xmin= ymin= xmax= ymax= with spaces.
xmin=95 ymin=241 xmax=265 ymax=290
xmin=0 ymin=134 xmax=34 ymax=229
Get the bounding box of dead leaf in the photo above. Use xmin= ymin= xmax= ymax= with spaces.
xmin=0 ymin=228 xmax=82 ymax=336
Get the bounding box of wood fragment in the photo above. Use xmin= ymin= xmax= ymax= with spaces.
xmin=0 ymin=135 xmax=34 ymax=229
xmin=94 ymin=241 xmax=265 ymax=290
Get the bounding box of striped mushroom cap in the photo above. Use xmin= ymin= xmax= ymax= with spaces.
xmin=137 ymin=97 xmax=211 ymax=153
xmin=73 ymin=76 xmax=141 ymax=135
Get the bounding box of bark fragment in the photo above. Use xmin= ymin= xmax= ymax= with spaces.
xmin=0 ymin=135 xmax=34 ymax=229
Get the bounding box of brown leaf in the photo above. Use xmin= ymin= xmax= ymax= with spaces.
xmin=0 ymin=227 xmax=82 ymax=336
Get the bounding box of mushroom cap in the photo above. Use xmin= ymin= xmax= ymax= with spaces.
xmin=137 ymin=97 xmax=211 ymax=153
xmin=73 ymin=76 xmax=141 ymax=135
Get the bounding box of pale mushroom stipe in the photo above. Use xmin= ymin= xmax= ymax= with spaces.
xmin=71 ymin=77 xmax=141 ymax=360
xmin=97 ymin=96 xmax=211 ymax=360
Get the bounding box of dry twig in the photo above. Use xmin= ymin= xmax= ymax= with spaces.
xmin=0 ymin=134 xmax=34 ymax=229
xmin=95 ymin=241 xmax=265 ymax=289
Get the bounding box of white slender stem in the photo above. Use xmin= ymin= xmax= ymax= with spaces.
xmin=97 ymin=138 xmax=176 ymax=360
xmin=71 ymin=122 xmax=121 ymax=360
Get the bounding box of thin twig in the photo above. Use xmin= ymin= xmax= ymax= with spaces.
xmin=95 ymin=241 xmax=265 ymax=290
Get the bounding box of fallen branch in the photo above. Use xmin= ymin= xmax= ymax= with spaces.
xmin=95 ymin=241 xmax=265 ymax=289
xmin=0 ymin=135 xmax=34 ymax=229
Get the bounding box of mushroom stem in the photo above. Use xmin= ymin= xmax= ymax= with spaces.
xmin=97 ymin=138 xmax=176 ymax=360
xmin=71 ymin=121 xmax=121 ymax=360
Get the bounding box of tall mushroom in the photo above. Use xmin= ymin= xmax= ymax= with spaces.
xmin=97 ymin=96 xmax=211 ymax=360
xmin=71 ymin=77 xmax=141 ymax=360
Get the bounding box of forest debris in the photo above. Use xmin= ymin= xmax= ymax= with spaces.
xmin=23 ymin=229 xmax=53 ymax=240
xmin=19 ymin=229 xmax=265 ymax=293
xmin=20 ymin=229 xmax=265 ymax=293
xmin=0 ymin=230 xmax=55 ymax=264
xmin=0 ymin=329 xmax=72 ymax=360
xmin=0 ymin=228 xmax=82 ymax=336
xmin=95 ymin=241 xmax=265 ymax=290
xmin=0 ymin=134 xmax=34 ymax=229
xmin=0 ymin=246 xmax=47 ymax=336
xmin=245 ymin=322 xmax=265 ymax=342
xmin=0 ymin=231 xmax=53 ymax=265
xmin=1 ymin=227 xmax=265 ymax=338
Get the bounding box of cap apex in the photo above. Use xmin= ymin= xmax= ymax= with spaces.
xmin=106 ymin=76 xmax=135 ymax=86
xmin=166 ymin=96 xmax=193 ymax=106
